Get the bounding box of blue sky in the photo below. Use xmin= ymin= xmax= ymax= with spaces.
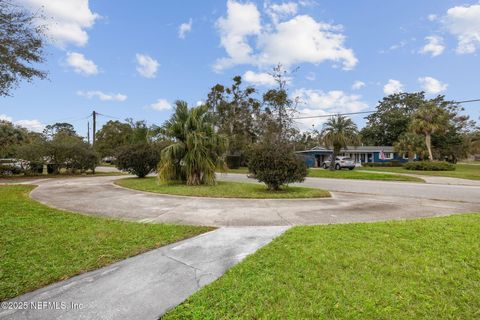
xmin=1 ymin=0 xmax=480 ymax=137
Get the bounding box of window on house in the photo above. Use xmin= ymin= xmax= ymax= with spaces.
xmin=384 ymin=152 xmax=394 ymax=159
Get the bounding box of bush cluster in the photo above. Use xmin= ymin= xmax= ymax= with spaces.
xmin=248 ymin=142 xmax=307 ymax=191
xmin=115 ymin=143 xmax=160 ymax=178
xmin=403 ymin=161 xmax=455 ymax=171
xmin=362 ymin=161 xmax=403 ymax=167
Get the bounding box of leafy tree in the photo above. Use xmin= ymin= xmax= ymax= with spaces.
xmin=205 ymin=76 xmax=260 ymax=159
xmin=0 ymin=120 xmax=28 ymax=157
xmin=261 ymin=64 xmax=298 ymax=142
xmin=125 ymin=119 xmax=151 ymax=144
xmin=248 ymin=141 xmax=307 ymax=191
xmin=471 ymin=131 xmax=480 ymax=155
xmin=410 ymin=102 xmax=449 ymax=161
xmin=95 ymin=120 xmax=134 ymax=157
xmin=158 ymin=101 xmax=227 ymax=186
xmin=361 ymin=92 xmax=452 ymax=146
xmin=115 ymin=143 xmax=160 ymax=178
xmin=43 ymin=123 xmax=76 ymax=139
xmin=15 ymin=142 xmax=46 ymax=173
xmin=393 ymin=132 xmax=425 ymax=162
xmin=0 ymin=2 xmax=46 ymax=96
xmin=321 ymin=115 xmax=360 ymax=170
xmin=44 ymin=133 xmax=97 ymax=173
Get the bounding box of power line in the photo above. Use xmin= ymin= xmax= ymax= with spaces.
xmin=456 ymin=99 xmax=480 ymax=104
xmin=95 ymin=112 xmax=122 ymax=120
xmin=293 ymin=110 xmax=375 ymax=120
xmin=292 ymin=98 xmax=480 ymax=120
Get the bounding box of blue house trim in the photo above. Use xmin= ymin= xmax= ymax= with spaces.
xmin=297 ymin=146 xmax=416 ymax=168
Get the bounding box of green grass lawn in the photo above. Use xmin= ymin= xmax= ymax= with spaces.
xmin=0 ymin=185 xmax=211 ymax=301
xmin=116 ymin=178 xmax=330 ymax=199
xmin=361 ymin=163 xmax=480 ymax=180
xmin=223 ymin=167 xmax=424 ymax=182
xmin=307 ymin=168 xmax=424 ymax=182
xmin=0 ymin=171 xmax=126 ymax=182
xmin=163 ymin=214 xmax=480 ymax=319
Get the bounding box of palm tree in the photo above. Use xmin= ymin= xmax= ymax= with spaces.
xmin=321 ymin=115 xmax=360 ymax=170
xmin=158 ymin=101 xmax=227 ymax=186
xmin=410 ymin=102 xmax=449 ymax=161
xmin=394 ymin=132 xmax=425 ymax=162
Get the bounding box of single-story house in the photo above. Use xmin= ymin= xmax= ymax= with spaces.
xmin=297 ymin=146 xmax=415 ymax=168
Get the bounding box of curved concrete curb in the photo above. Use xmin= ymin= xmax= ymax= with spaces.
xmin=28 ymin=175 xmax=480 ymax=227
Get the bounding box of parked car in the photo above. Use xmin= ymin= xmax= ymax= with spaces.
xmin=322 ymin=156 xmax=355 ymax=170
xmin=0 ymin=158 xmax=24 ymax=175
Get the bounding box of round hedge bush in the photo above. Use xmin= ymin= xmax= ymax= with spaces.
xmin=115 ymin=143 xmax=160 ymax=178
xmin=403 ymin=161 xmax=455 ymax=171
xmin=248 ymin=142 xmax=307 ymax=191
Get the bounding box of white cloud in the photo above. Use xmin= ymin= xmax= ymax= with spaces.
xmin=196 ymin=101 xmax=204 ymax=106
xmin=214 ymin=1 xmax=357 ymax=71
xmin=19 ymin=0 xmax=100 ymax=47
xmin=149 ymin=99 xmax=171 ymax=111
xmin=418 ymin=76 xmax=448 ymax=94
xmin=214 ymin=0 xmax=262 ymax=71
xmin=257 ymin=15 xmax=357 ymax=70
xmin=65 ymin=52 xmax=98 ymax=75
xmin=0 ymin=114 xmax=45 ymax=132
xmin=383 ymin=79 xmax=404 ymax=95
xmin=265 ymin=1 xmax=298 ymax=24
xmin=135 ymin=53 xmax=160 ymax=78
xmin=419 ymin=36 xmax=445 ymax=57
xmin=0 ymin=114 xmax=13 ymax=122
xmin=243 ymin=70 xmax=277 ymax=86
xmin=15 ymin=119 xmax=45 ymax=132
xmin=443 ymin=3 xmax=480 ymax=54
xmin=293 ymin=88 xmax=369 ymax=129
xmin=178 ymin=19 xmax=193 ymax=39
xmin=352 ymin=80 xmax=365 ymax=90
xmin=77 ymin=90 xmax=127 ymax=102
xmin=427 ymin=14 xmax=438 ymax=21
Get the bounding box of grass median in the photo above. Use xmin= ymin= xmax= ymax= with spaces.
xmin=307 ymin=168 xmax=424 ymax=182
xmin=361 ymin=163 xmax=480 ymax=181
xmin=116 ymin=177 xmax=330 ymax=199
xmin=223 ymin=167 xmax=424 ymax=182
xmin=0 ymin=185 xmax=211 ymax=301
xmin=163 ymin=213 xmax=480 ymax=319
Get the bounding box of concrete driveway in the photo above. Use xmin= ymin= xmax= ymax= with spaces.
xmin=4 ymin=174 xmax=480 ymax=320
xmin=29 ymin=174 xmax=480 ymax=227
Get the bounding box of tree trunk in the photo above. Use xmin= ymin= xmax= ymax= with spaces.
xmin=408 ymin=151 xmax=414 ymax=162
xmin=425 ymin=133 xmax=433 ymax=161
xmin=329 ymin=147 xmax=339 ymax=171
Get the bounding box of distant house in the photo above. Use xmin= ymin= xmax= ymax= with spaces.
xmin=297 ymin=146 xmax=415 ymax=168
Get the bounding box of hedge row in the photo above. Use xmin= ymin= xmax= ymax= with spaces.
xmin=362 ymin=161 xmax=403 ymax=167
xmin=403 ymin=161 xmax=455 ymax=171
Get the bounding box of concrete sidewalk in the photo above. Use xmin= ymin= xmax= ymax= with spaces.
xmin=0 ymin=227 xmax=289 ymax=320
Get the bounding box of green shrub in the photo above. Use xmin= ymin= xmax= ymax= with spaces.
xmin=115 ymin=143 xmax=160 ymax=178
xmin=226 ymin=155 xmax=241 ymax=169
xmin=403 ymin=161 xmax=455 ymax=171
xmin=362 ymin=161 xmax=403 ymax=167
xmin=248 ymin=142 xmax=307 ymax=191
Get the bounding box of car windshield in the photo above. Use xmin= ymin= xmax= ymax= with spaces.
xmin=341 ymin=158 xmax=352 ymax=161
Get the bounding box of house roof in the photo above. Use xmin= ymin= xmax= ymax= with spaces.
xmin=297 ymin=145 xmax=395 ymax=153
xmin=343 ymin=146 xmax=395 ymax=152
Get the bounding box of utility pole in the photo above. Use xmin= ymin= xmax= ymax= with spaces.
xmin=92 ymin=110 xmax=96 ymax=148
xmin=87 ymin=121 xmax=90 ymax=145
xmin=92 ymin=110 xmax=97 ymax=174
